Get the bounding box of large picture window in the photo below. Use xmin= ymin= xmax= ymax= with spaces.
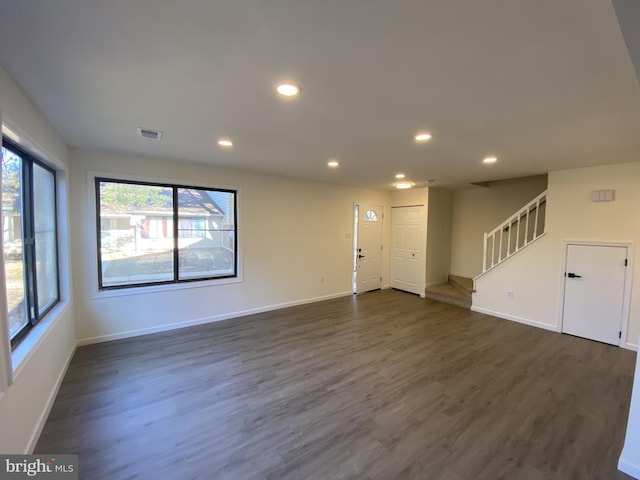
xmin=96 ymin=178 xmax=237 ymax=289
xmin=2 ymin=138 xmax=59 ymax=348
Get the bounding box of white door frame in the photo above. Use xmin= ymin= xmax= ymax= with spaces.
xmin=353 ymin=203 xmax=384 ymax=294
xmin=557 ymin=240 xmax=634 ymax=349
xmin=390 ymin=205 xmax=426 ymax=297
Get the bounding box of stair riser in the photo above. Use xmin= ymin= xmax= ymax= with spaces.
xmin=425 ymin=292 xmax=471 ymax=310
xmin=447 ymin=275 xmax=474 ymax=295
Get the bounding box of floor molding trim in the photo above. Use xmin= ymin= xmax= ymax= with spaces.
xmin=471 ymin=308 xmax=638 ymax=351
xmin=471 ymin=306 xmax=559 ymax=332
xmin=77 ymin=291 xmax=353 ymax=346
xmin=618 ymin=457 xmax=640 ymax=479
xmin=25 ymin=341 xmax=77 ymax=453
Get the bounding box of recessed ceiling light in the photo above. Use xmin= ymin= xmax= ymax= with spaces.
xmin=218 ymin=139 xmax=233 ymax=147
xmin=415 ymin=132 xmax=432 ymax=142
xmin=327 ymin=160 xmax=339 ymax=168
xmin=483 ymin=156 xmax=497 ymax=164
xmin=276 ymin=83 xmax=301 ymax=97
xmin=395 ymin=173 xmax=406 ymax=179
xmin=395 ymin=182 xmax=415 ymax=189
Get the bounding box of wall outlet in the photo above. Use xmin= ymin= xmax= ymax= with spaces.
xmin=507 ymin=290 xmax=514 ymax=299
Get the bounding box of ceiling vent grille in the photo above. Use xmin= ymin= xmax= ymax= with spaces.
xmin=137 ymin=127 xmax=163 ymax=140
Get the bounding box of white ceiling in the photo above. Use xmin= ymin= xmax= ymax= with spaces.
xmin=1 ymin=0 xmax=640 ymax=189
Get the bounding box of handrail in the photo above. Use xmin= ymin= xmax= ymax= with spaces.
xmin=482 ymin=190 xmax=547 ymax=273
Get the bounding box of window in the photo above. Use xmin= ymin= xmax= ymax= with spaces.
xmin=1 ymin=138 xmax=59 ymax=348
xmin=363 ymin=210 xmax=378 ymax=222
xmin=96 ymin=178 xmax=237 ymax=289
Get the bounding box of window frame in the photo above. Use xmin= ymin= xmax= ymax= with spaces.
xmin=95 ymin=177 xmax=238 ymax=291
xmin=2 ymin=137 xmax=60 ymax=349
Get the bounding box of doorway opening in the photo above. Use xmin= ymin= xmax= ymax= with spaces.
xmin=353 ymin=203 xmax=383 ymax=294
xmin=560 ymin=241 xmax=633 ymax=347
xmin=390 ymin=205 xmax=426 ymax=295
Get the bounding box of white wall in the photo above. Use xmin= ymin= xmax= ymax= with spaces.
xmin=450 ymin=175 xmax=548 ymax=278
xmin=70 ymin=149 xmax=392 ymax=342
xmin=426 ymin=188 xmax=453 ymax=286
xmin=0 ymin=64 xmax=76 ymax=453
xmin=473 ymin=162 xmax=640 ymax=348
xmin=391 ymin=186 xmax=429 ymax=209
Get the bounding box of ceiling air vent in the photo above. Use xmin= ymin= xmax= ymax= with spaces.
xmin=136 ymin=127 xmax=163 ymax=140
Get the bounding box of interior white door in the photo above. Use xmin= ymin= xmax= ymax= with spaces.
xmin=562 ymin=244 xmax=627 ymax=346
xmin=390 ymin=206 xmax=425 ymax=295
xmin=355 ymin=204 xmax=383 ymax=294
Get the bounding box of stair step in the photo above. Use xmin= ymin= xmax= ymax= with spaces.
xmin=448 ymin=275 xmax=474 ymax=295
xmin=425 ymin=283 xmax=472 ymax=310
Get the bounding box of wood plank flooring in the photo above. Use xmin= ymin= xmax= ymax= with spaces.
xmin=36 ymin=290 xmax=637 ymax=479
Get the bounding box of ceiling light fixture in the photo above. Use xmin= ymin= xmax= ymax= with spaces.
xmin=415 ymin=132 xmax=432 ymax=142
xmin=483 ymin=156 xmax=497 ymax=164
xmin=218 ymin=139 xmax=233 ymax=147
xmin=395 ymin=173 xmax=406 ymax=179
xmin=395 ymin=182 xmax=415 ymax=189
xmin=276 ymin=83 xmax=301 ymax=97
xmin=327 ymin=160 xmax=339 ymax=168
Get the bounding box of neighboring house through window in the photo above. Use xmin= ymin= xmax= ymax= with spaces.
xmin=96 ymin=178 xmax=237 ymax=289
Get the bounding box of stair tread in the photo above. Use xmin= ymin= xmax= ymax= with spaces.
xmin=447 ymin=275 xmax=474 ymax=294
xmin=425 ymin=283 xmax=471 ymax=301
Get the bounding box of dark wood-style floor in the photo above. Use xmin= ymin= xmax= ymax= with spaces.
xmin=36 ymin=290 xmax=637 ymax=480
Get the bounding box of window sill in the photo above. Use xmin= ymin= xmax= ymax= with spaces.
xmin=12 ymin=300 xmax=72 ymax=380
xmin=91 ymin=275 xmax=243 ymax=299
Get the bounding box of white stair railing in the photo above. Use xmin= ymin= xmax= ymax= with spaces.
xmin=482 ymin=190 xmax=547 ymax=273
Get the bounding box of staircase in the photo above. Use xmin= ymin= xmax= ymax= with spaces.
xmin=425 ymin=275 xmax=473 ymax=309
xmin=482 ymin=190 xmax=547 ymax=274
xmin=425 ymin=190 xmax=547 ymax=309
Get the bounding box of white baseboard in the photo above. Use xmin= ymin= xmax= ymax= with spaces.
xmin=472 ymin=308 xmax=639 ymax=351
xmin=619 ymin=456 xmax=640 ymax=479
xmin=25 ymin=341 xmax=77 ymax=454
xmin=77 ymin=291 xmax=353 ymax=346
xmin=471 ymin=306 xmax=560 ymax=333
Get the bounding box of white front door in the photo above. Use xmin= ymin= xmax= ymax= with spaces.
xmin=562 ymin=244 xmax=628 ymax=346
xmin=355 ymin=204 xmax=383 ymax=294
xmin=390 ymin=206 xmax=425 ymax=295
